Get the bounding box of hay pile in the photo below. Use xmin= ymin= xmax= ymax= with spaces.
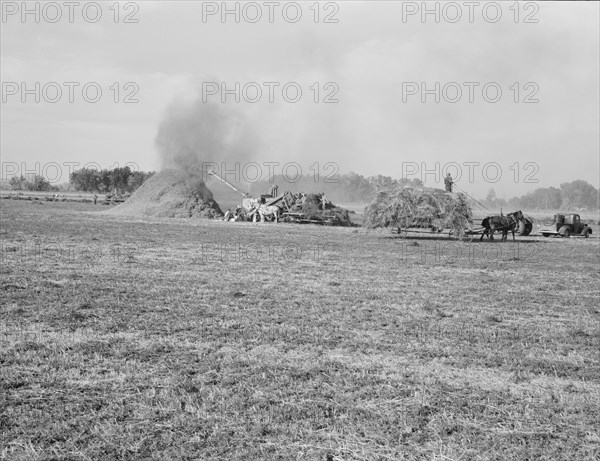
xmin=364 ymin=186 xmax=472 ymax=236
xmin=105 ymin=169 xmax=223 ymax=218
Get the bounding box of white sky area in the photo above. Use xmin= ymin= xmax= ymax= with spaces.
xmin=1 ymin=1 xmax=599 ymax=198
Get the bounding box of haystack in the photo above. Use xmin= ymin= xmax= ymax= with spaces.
xmin=364 ymin=186 xmax=472 ymax=236
xmin=105 ymin=169 xmax=223 ymax=218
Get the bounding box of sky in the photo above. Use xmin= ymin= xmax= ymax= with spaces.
xmin=1 ymin=1 xmax=599 ymax=199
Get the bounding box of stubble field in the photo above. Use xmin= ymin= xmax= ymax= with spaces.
xmin=1 ymin=200 xmax=599 ymax=460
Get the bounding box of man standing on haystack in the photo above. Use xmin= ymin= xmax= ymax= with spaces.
xmin=444 ymin=173 xmax=453 ymax=192
xmin=269 ymin=184 xmax=278 ymax=197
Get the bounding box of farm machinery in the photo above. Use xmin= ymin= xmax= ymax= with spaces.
xmin=271 ymin=191 xmax=352 ymax=226
xmin=103 ymin=191 xmax=129 ymax=204
xmin=538 ymin=213 xmax=592 ymax=238
xmin=515 ymin=215 xmax=534 ymax=236
xmin=207 ymin=171 xmax=352 ymax=226
xmin=206 ymin=171 xmax=259 ymax=220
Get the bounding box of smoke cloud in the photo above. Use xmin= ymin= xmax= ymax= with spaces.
xmin=155 ymin=96 xmax=259 ymax=177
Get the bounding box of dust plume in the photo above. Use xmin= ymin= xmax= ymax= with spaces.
xmin=155 ymin=97 xmax=258 ymax=177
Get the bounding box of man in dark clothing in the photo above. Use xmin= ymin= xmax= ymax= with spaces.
xmin=444 ymin=173 xmax=453 ymax=192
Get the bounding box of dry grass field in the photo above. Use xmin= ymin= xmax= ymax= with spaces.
xmin=1 ymin=199 xmax=599 ymax=460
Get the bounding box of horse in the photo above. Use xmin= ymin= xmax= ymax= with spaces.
xmin=253 ymin=204 xmax=279 ymax=223
xmin=480 ymin=210 xmax=524 ymax=242
xmin=244 ymin=197 xmax=280 ymax=223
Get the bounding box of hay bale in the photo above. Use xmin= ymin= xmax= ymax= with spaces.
xmin=105 ymin=169 xmax=223 ymax=219
xmin=364 ymin=186 xmax=472 ymax=236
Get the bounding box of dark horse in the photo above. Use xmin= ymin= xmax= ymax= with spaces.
xmin=480 ymin=210 xmax=524 ymax=242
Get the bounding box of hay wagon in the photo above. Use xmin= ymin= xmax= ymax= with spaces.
xmin=365 ymin=187 xmax=474 ymax=239
xmin=388 ymin=212 xmax=533 ymax=240
xmin=280 ymin=210 xmax=351 ymax=226
xmin=390 ymin=221 xmax=485 ymax=239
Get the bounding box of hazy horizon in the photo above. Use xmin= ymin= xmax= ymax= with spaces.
xmin=2 ymin=1 xmax=598 ymax=200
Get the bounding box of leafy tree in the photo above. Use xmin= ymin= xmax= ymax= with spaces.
xmin=70 ymin=169 xmax=99 ymax=192
xmin=127 ymin=171 xmax=148 ymax=191
xmin=560 ymin=180 xmax=599 ymax=210
xmin=9 ymin=175 xmax=27 ymax=190
xmin=111 ymin=166 xmax=132 ymax=193
xmin=28 ymin=175 xmax=52 ymax=191
xmin=9 ymin=174 xmax=56 ymax=191
xmin=369 ymin=175 xmax=398 ymax=191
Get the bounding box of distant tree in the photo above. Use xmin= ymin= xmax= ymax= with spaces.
xmin=512 ymin=187 xmax=560 ymax=210
xmin=70 ymin=168 xmax=99 ymax=192
xmin=99 ymin=170 xmax=112 ymax=192
xmin=369 ymin=175 xmax=398 ymax=191
xmin=9 ymin=175 xmax=27 ymax=190
xmin=340 ymin=172 xmax=375 ymax=202
xmin=560 ymin=180 xmax=599 ymax=210
xmin=127 ymin=171 xmax=146 ymax=191
xmin=507 ymin=196 xmax=521 ymax=209
xmin=29 ymin=175 xmax=51 ymax=191
xmin=544 ymin=187 xmax=562 ymax=209
xmin=111 ymin=166 xmax=132 ymax=193
xmin=481 ymin=188 xmax=508 ymax=211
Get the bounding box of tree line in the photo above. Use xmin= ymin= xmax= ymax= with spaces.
xmin=69 ymin=167 xmax=155 ymax=194
xmin=9 ymin=175 xmax=59 ymax=192
xmin=252 ymin=173 xmax=599 ymax=210
xmin=7 ymin=166 xmax=598 ymax=210
xmin=484 ymin=180 xmax=598 ymax=211
xmin=7 ymin=167 xmax=155 ymax=194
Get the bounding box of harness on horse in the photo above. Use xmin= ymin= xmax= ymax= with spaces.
xmin=494 ymin=215 xmax=518 ymax=230
xmin=481 ymin=211 xmax=523 ymax=241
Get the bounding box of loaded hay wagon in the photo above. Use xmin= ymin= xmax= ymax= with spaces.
xmin=364 ymin=186 xmax=474 ymax=239
xmin=363 ymin=186 xmax=538 ymax=241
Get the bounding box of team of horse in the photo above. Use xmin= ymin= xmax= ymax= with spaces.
xmin=251 ymin=203 xmax=280 ymax=223
xmin=223 ymin=200 xmax=280 ymax=223
xmin=480 ymin=210 xmax=525 ymax=242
